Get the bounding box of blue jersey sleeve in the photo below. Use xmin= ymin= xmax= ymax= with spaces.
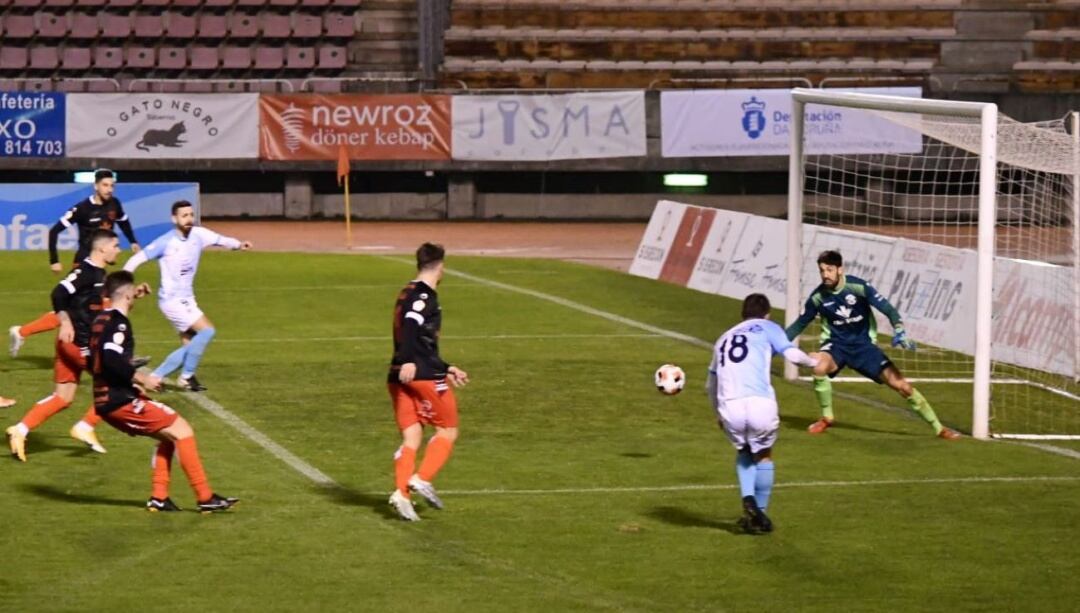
xmin=142 ymin=233 xmax=170 ymax=261
xmin=865 ymin=282 xmax=903 ymax=328
xmin=765 ymin=321 xmax=795 ymax=354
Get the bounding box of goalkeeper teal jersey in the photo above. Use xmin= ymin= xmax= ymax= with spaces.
xmin=785 ymin=274 xmax=903 ymax=345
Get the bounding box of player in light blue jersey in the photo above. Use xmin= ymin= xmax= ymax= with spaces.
xmin=707 ymin=293 xmax=819 ymax=534
xmin=124 ymin=201 xmax=251 ymax=392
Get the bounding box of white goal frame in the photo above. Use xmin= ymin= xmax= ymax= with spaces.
xmin=785 ymin=89 xmax=1012 ymax=441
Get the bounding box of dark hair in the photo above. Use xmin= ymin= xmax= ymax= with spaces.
xmin=817 ymin=250 xmax=843 ymax=267
xmin=741 ymin=293 xmax=771 ymax=319
xmin=416 ymin=242 xmax=445 ymax=271
xmin=104 ymin=270 xmax=135 ymax=298
xmin=89 ymin=228 xmax=117 ymax=249
xmin=171 ymin=200 xmax=194 ymax=215
xmin=94 ymin=169 xmax=115 ymax=183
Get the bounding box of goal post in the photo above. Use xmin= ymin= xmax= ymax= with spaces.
xmin=786 ymin=88 xmax=1078 ymax=441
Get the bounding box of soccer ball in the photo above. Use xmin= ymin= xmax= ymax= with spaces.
xmin=654 ymin=364 xmax=686 ymax=395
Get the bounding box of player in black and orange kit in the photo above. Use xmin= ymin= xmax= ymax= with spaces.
xmin=9 ymin=169 xmax=141 ymax=358
xmin=6 ymin=230 xmax=121 ymax=461
xmin=387 ymin=242 xmax=470 ymax=522
xmin=89 ymin=270 xmax=237 ymax=513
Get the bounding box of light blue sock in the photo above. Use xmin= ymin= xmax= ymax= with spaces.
xmin=735 ymin=448 xmax=756 ymax=499
xmin=755 ymin=460 xmax=775 ymax=511
xmin=180 ymin=327 xmax=216 ymax=379
xmin=152 ymin=345 xmax=189 ymax=379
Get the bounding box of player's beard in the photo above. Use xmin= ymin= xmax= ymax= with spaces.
xmin=179 ymin=223 xmax=194 ymax=237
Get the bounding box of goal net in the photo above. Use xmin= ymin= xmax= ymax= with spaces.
xmin=787 ymin=89 xmax=1078 ymax=440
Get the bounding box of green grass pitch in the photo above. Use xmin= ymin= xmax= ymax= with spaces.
xmin=1 ymin=251 xmax=1077 ymax=612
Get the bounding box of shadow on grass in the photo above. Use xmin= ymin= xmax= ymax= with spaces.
xmin=20 ymin=483 xmax=138 ymax=508
xmin=316 ymin=485 xmax=399 ymax=520
xmin=646 ymin=506 xmax=749 ymax=535
xmin=780 ymin=414 xmax=908 ymax=436
xmin=5 ymin=355 xmax=56 ymax=371
xmin=620 ymin=452 xmax=654 ymax=459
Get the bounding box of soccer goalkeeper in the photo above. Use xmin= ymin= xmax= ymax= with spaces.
xmin=786 ymin=250 xmax=961 ymax=440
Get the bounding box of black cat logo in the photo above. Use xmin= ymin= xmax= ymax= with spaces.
xmin=135 ymin=121 xmax=187 ymax=151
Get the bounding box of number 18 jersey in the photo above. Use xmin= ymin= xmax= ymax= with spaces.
xmin=709 ymin=318 xmax=794 ymax=402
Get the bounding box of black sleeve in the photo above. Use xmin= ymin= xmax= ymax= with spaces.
xmin=115 ymin=203 xmax=137 ymax=244
xmin=48 ymin=221 xmax=65 ymax=265
xmin=398 ymin=317 xmax=421 ymax=363
xmin=50 ymin=268 xmax=91 ymax=313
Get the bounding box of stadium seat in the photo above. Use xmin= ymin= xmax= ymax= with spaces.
xmin=293 ymin=13 xmax=322 ymax=38
xmin=307 ymin=79 xmax=342 ymax=93
xmin=190 ymin=47 xmax=219 ymax=71
xmin=87 ymin=79 xmax=116 ymax=92
xmin=69 ymin=13 xmax=101 ymax=39
xmin=300 ymin=0 xmax=332 ymax=6
xmin=237 ymin=0 xmax=268 ymax=8
xmin=29 ymin=47 xmax=60 ymax=71
xmin=198 ymin=13 xmax=228 ymax=39
xmin=221 ymin=46 xmax=253 ymax=69
xmin=75 ymin=0 xmax=107 ymax=6
xmin=61 ymin=47 xmax=92 ymax=71
xmin=204 ymin=0 xmax=236 ymax=8
xmin=125 ymin=46 xmax=155 ymax=69
xmin=45 ymin=0 xmax=75 ymax=6
xmin=140 ymin=0 xmax=171 ymax=7
xmin=108 ymin=0 xmax=137 ymax=6
xmin=3 ymin=15 xmax=35 ymax=39
xmin=37 ymin=12 xmax=69 ymax=38
xmin=134 ymin=15 xmax=165 ymax=39
xmin=285 ymin=46 xmax=315 ymax=70
xmin=324 ymin=13 xmax=355 ymax=38
xmin=11 ymin=0 xmax=45 ymax=7
xmin=166 ymin=13 xmax=197 ymax=39
xmin=0 ymin=47 xmax=29 ymax=71
xmin=228 ymin=13 xmax=258 ymax=38
xmin=254 ymin=46 xmax=284 ymax=71
xmin=158 ymin=47 xmax=186 ymax=71
xmin=94 ymin=46 xmax=123 ymax=70
xmin=317 ymin=45 xmax=347 ymax=70
xmin=183 ymin=81 xmax=215 ymax=93
xmin=270 ymin=0 xmax=299 ymax=6
xmin=171 ymin=0 xmax=203 ymax=8
xmin=261 ymin=13 xmax=291 ymax=39
xmin=101 ymin=14 xmax=132 ymax=38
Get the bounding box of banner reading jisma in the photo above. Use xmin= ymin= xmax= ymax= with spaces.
xmin=66 ymin=94 xmax=258 ymax=158
xmin=661 ymin=87 xmax=923 ymax=158
xmin=452 ymin=91 xmax=646 ymax=161
xmin=260 ymin=94 xmax=452 ymax=161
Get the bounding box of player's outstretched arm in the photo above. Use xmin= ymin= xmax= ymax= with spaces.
xmin=864 ymin=283 xmax=916 ymax=350
xmin=784 ymin=295 xmax=818 ymax=341
xmin=47 ymin=220 xmax=66 ymax=271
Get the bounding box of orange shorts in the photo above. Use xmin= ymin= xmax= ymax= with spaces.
xmin=102 ymin=398 xmax=179 ymax=437
xmin=388 ymin=380 xmax=458 ymax=430
xmin=54 ymin=339 xmax=87 ymax=384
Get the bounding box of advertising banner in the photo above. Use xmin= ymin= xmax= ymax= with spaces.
xmin=0 ymin=92 xmax=65 ymax=158
xmin=628 ymin=200 xmax=688 ymax=280
xmin=661 ymin=87 xmax=923 ymax=158
xmin=452 ymin=91 xmax=646 ymax=161
xmin=260 ymin=94 xmax=452 ymax=161
xmin=992 ymin=258 xmax=1075 ymax=377
xmin=0 ymin=183 xmax=199 ymax=252
xmin=66 ymin=94 xmax=258 ymax=158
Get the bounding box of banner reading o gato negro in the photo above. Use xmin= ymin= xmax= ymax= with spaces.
xmin=260 ymin=94 xmax=452 ymax=161
xmin=66 ymin=94 xmax=258 ymax=158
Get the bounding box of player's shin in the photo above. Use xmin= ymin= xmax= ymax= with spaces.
xmin=813 ymin=376 xmax=834 ymax=421
xmin=906 ymin=388 xmax=945 ymax=434
xmin=735 ymin=448 xmax=756 ymax=499
xmin=175 ymin=437 xmax=213 ymax=502
xmin=19 ymin=311 xmax=61 ymax=338
xmin=152 ymin=441 xmax=175 ymax=500
xmin=180 ymin=327 xmax=216 ymax=378
xmin=20 ymin=394 xmax=71 ymax=430
xmin=417 ymin=435 xmax=454 ymax=483
xmin=754 ymin=460 xmax=775 ymax=511
xmin=394 ymin=445 xmax=417 ymax=496
xmin=152 ymin=345 xmax=189 ymax=379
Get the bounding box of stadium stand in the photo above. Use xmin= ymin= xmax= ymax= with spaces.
xmin=1016 ymin=4 xmax=1080 ymax=93
xmin=441 ymin=0 xmax=960 ymax=89
xmin=0 ymin=1 xmax=362 ymax=91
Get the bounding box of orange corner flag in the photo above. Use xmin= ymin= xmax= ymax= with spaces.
xmin=336 ymin=144 xmax=350 ymax=186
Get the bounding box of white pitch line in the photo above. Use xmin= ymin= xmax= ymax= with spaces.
xmin=380 ymin=256 xmax=713 ymax=350
xmin=440 ymin=475 xmax=1080 ymax=496
xmin=178 ymin=389 xmax=338 ymax=487
xmin=137 ymin=332 xmax=665 ymax=345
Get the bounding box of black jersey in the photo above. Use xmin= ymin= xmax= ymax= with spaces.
xmin=388 ymin=280 xmax=449 ymax=383
xmin=50 ymin=259 xmax=106 ymax=347
xmin=48 ymin=196 xmax=137 ymax=265
xmin=88 ymin=309 xmax=138 ymax=415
